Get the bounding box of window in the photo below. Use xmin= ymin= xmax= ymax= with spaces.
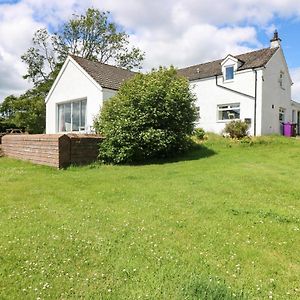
xmin=279 ymin=72 xmax=284 ymax=88
xmin=218 ymin=103 xmax=240 ymax=120
xmin=58 ymin=99 xmax=86 ymax=132
xmin=225 ymin=66 xmax=234 ymax=80
xmin=279 ymin=107 xmax=285 ymax=122
xmin=292 ymin=110 xmax=296 ymax=123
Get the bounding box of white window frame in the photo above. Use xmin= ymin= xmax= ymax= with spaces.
xmin=57 ymin=98 xmax=87 ymax=133
xmin=217 ymin=103 xmax=240 ymax=121
xmin=225 ymin=66 xmax=234 ymax=81
xmin=279 ymin=107 xmax=285 ymax=123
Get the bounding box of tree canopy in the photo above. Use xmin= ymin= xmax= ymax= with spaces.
xmin=0 ymin=8 xmax=145 ymax=133
xmin=21 ymin=8 xmax=145 ymax=85
xmin=0 ymin=78 xmax=55 ymax=133
xmin=94 ymin=67 xmax=199 ymax=164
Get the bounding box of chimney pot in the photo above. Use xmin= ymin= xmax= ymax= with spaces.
xmin=270 ymin=30 xmax=281 ymax=48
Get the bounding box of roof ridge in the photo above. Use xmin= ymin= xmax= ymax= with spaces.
xmin=235 ymin=47 xmax=279 ymax=60
xmin=178 ymin=47 xmax=275 ymax=71
xmin=69 ymin=54 xmax=138 ymax=74
xmin=177 ymin=47 xmax=278 ymax=82
xmin=179 ymin=57 xmax=222 ymax=71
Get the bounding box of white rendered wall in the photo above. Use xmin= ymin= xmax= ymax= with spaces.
xmin=191 ymin=67 xmax=260 ymax=136
xmin=103 ymin=89 xmax=117 ymax=102
xmin=261 ymin=49 xmax=293 ymax=134
xmin=46 ymin=59 xmax=103 ymax=134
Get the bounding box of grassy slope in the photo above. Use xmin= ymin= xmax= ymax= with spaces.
xmin=0 ymin=136 xmax=299 ymax=299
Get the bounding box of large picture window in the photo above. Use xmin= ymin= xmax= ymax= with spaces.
xmin=217 ymin=103 xmax=240 ymax=120
xmin=58 ymin=99 xmax=86 ymax=132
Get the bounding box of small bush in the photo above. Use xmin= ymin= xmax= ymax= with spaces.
xmin=224 ymin=120 xmax=249 ymax=139
xmin=193 ymin=128 xmax=205 ymax=140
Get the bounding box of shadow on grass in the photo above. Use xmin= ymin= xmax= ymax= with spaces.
xmin=85 ymin=143 xmax=216 ymax=169
xmin=131 ymin=143 xmax=216 ymax=166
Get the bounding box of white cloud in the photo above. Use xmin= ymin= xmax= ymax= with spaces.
xmin=97 ymin=0 xmax=300 ymax=29
xmin=1 ymin=0 xmax=300 ymax=101
xmin=0 ymin=48 xmax=30 ymax=92
xmin=291 ymin=68 xmax=300 ymax=101
xmin=129 ymin=25 xmax=259 ymax=70
xmin=23 ymin=0 xmax=88 ymax=28
xmin=0 ymin=2 xmax=44 ymax=101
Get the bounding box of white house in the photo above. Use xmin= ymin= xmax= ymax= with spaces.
xmin=45 ymin=31 xmax=300 ymax=136
xmin=45 ymin=55 xmax=135 ymax=134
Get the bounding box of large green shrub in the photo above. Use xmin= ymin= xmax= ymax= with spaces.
xmin=94 ymin=67 xmax=198 ymax=164
xmin=224 ymin=120 xmax=249 ymax=139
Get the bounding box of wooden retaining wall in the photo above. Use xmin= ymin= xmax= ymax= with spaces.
xmin=1 ymin=134 xmax=103 ymax=168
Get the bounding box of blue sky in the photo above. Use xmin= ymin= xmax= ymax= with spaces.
xmin=0 ymin=0 xmax=19 ymax=3
xmin=255 ymin=18 xmax=300 ymax=69
xmin=0 ymin=0 xmax=300 ymax=101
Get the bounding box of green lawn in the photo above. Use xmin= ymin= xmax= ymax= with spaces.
xmin=0 ymin=136 xmax=299 ymax=299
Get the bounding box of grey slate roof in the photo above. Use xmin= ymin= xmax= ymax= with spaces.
xmin=177 ymin=47 xmax=279 ymax=81
xmin=70 ymin=47 xmax=278 ymax=89
xmin=70 ymin=55 xmax=137 ymax=90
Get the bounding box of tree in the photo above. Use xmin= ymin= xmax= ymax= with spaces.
xmin=22 ymin=8 xmax=145 ymax=85
xmin=3 ymin=8 xmax=144 ymax=133
xmin=0 ymin=91 xmax=45 ymax=134
xmin=21 ymin=29 xmax=57 ymax=84
xmin=0 ymin=95 xmax=18 ymax=132
xmin=94 ymin=67 xmax=199 ymax=164
xmin=0 ymin=75 xmax=57 ymax=133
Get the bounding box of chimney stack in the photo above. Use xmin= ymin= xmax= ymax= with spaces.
xmin=270 ymin=30 xmax=281 ymax=48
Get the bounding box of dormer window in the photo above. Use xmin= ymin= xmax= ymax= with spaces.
xmin=221 ymin=55 xmax=242 ymax=82
xmin=225 ymin=66 xmax=234 ymax=80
